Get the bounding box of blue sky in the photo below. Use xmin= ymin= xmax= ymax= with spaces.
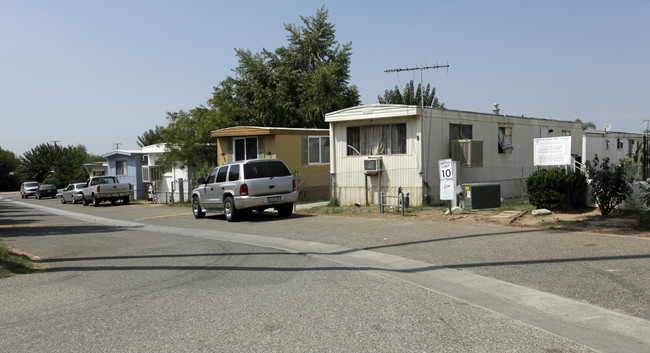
xmin=2 ymin=0 xmax=649 ymax=157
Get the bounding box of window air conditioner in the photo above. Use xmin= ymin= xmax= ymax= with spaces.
xmin=363 ymin=157 xmax=382 ymax=173
xmin=142 ymin=166 xmax=162 ymax=182
xmin=450 ymin=140 xmax=483 ymax=167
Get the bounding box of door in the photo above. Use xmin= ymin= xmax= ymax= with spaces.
xmin=201 ymin=168 xmax=220 ymax=209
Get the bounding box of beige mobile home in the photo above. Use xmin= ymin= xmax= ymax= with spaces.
xmin=212 ymin=126 xmax=330 ymax=201
xmin=325 ymin=104 xmax=583 ymax=206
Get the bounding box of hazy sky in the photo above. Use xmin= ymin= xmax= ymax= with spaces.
xmin=2 ymin=0 xmax=649 ymax=157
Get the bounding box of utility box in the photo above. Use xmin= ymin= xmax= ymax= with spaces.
xmin=462 ymin=183 xmax=501 ymax=210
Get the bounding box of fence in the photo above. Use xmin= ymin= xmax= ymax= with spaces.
xmin=147 ymin=173 xmax=331 ymax=204
xmin=330 ymin=166 xmax=535 ymax=206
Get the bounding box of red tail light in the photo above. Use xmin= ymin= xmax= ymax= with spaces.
xmin=293 ymin=179 xmax=296 ymax=191
xmin=129 ymin=183 xmax=132 ymax=190
xmin=240 ymin=183 xmax=248 ymax=196
xmin=96 ymin=185 xmax=100 ymax=192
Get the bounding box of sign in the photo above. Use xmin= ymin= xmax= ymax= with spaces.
xmin=439 ymin=159 xmax=457 ymax=202
xmin=440 ymin=180 xmax=455 ymax=200
xmin=438 ymin=159 xmax=455 ymax=180
xmin=534 ymin=136 xmax=572 ymax=166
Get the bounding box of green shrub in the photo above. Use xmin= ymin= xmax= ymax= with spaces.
xmin=526 ymin=168 xmax=587 ymax=211
xmin=586 ymin=156 xmax=632 ymax=217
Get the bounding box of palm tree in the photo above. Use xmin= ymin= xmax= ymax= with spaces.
xmin=575 ymin=119 xmax=596 ymax=131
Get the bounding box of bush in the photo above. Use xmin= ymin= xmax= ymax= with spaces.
xmin=635 ymin=182 xmax=650 ymax=229
xmin=526 ymin=168 xmax=587 ymax=211
xmin=586 ymin=156 xmax=632 ymax=217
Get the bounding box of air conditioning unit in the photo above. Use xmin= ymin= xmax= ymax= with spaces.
xmin=451 ymin=140 xmax=483 ymax=167
xmin=363 ymin=157 xmax=382 ymax=173
xmin=142 ymin=166 xmax=161 ymax=182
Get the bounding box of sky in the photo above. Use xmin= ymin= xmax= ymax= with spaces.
xmin=2 ymin=0 xmax=649 ymax=157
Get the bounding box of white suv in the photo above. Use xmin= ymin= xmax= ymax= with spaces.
xmin=191 ymin=159 xmax=298 ymax=221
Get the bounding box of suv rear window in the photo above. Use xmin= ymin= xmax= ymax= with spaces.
xmin=243 ymin=161 xmax=291 ymax=179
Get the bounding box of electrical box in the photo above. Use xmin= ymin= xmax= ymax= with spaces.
xmin=462 ymin=183 xmax=500 ymax=210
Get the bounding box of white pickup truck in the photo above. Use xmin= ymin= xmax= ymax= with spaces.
xmin=82 ymin=176 xmax=133 ymax=207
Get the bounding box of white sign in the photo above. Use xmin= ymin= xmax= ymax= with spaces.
xmin=440 ymin=180 xmax=455 ymax=201
xmin=438 ymin=159 xmax=455 ymax=180
xmin=534 ymin=136 xmax=572 ymax=166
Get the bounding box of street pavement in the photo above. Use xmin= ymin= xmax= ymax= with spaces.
xmin=1 ymin=193 xmax=649 ymax=352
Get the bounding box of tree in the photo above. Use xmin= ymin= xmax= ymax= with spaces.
xmin=158 ymin=107 xmax=226 ymax=172
xmin=0 ymin=147 xmax=20 ymax=191
xmin=17 ymin=143 xmax=100 ymax=188
xmin=585 ymin=155 xmax=632 ymax=216
xmin=137 ymin=125 xmax=166 ymax=147
xmin=377 ymin=80 xmax=445 ymax=108
xmin=16 ymin=143 xmax=64 ymax=183
xmin=210 ymin=6 xmax=360 ymax=129
xmin=575 ymin=118 xmax=596 ymax=131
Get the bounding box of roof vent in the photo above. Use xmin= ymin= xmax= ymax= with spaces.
xmin=493 ymin=103 xmax=500 ymax=115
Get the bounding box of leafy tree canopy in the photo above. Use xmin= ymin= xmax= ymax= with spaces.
xmin=377 ymin=80 xmax=444 ymax=108
xmin=137 ymin=125 xmax=166 ymax=147
xmin=574 ymin=118 xmax=596 ymax=131
xmin=17 ymin=143 xmax=100 ymax=188
xmin=158 ymin=106 xmax=240 ymax=172
xmin=0 ymin=147 xmax=20 ymax=191
xmin=209 ymin=6 xmax=360 ymax=129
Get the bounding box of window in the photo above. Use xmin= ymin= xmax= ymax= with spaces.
xmin=228 ymin=164 xmax=240 ymax=181
xmin=244 ymin=161 xmax=291 ymax=179
xmin=234 ymin=137 xmax=258 ymax=161
xmin=207 ymin=168 xmax=218 ymax=183
xmin=617 ymin=138 xmax=624 ymax=150
xmin=498 ymin=126 xmax=514 ymax=153
xmin=308 ymin=136 xmax=330 ymax=164
xmin=449 ymin=123 xmax=473 ymax=141
xmin=346 ymin=123 xmax=406 ymax=156
xmin=216 ymin=166 xmax=228 ymax=183
xmin=116 ymin=161 xmax=127 ymax=176
xmin=561 ymin=130 xmax=571 ymax=136
xmin=605 ymin=140 xmax=610 ymax=150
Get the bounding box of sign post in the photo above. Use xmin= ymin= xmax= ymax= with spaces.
xmin=439 ymin=159 xmax=457 ymax=214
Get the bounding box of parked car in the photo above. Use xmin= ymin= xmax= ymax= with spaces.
xmin=35 ymin=184 xmax=58 ymax=199
xmin=81 ymin=176 xmax=132 ymax=206
xmin=20 ymin=181 xmax=40 ymax=198
xmin=191 ymin=158 xmax=298 ymax=222
xmin=60 ymin=183 xmax=87 ymax=204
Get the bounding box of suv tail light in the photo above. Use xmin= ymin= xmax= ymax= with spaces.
xmin=240 ymin=183 xmax=248 ymax=196
xmin=97 ymin=185 xmax=100 ymax=192
xmin=293 ymin=179 xmax=296 ymax=191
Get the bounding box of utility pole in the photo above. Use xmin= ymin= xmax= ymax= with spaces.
xmin=643 ymin=120 xmax=649 ymax=180
xmin=384 ymin=63 xmax=450 ymax=107
xmin=113 ymin=143 xmax=122 ymax=151
xmin=50 ymin=140 xmax=60 ymax=146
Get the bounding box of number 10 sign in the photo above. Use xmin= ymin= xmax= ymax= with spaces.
xmin=438 ymin=159 xmax=455 ymax=180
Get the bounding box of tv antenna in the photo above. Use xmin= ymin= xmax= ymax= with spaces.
xmin=384 ymin=62 xmax=450 ymax=107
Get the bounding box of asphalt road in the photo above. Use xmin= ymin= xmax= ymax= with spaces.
xmin=1 ymin=194 xmax=649 ymax=352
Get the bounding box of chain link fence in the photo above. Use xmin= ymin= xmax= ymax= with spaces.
xmin=330 ymin=166 xmax=536 ymax=206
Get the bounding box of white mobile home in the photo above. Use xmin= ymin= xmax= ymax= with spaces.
xmin=581 ymin=130 xmax=644 ymax=165
xmin=325 ymin=105 xmax=583 ymax=206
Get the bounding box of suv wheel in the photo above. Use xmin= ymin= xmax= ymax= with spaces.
xmin=277 ymin=203 xmax=293 ymax=217
xmin=224 ymin=196 xmax=239 ymax=222
xmin=192 ymin=196 xmax=205 ymax=219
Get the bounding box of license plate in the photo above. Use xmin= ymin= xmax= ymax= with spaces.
xmin=268 ymin=196 xmax=280 ymax=203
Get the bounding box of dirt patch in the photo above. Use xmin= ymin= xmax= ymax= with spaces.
xmin=307 ymin=206 xmax=650 ymax=238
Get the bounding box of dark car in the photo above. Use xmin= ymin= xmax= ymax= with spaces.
xmin=20 ymin=181 xmax=40 ymax=198
xmin=60 ymin=182 xmax=87 ymax=204
xmin=35 ymin=184 xmax=58 ymax=199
